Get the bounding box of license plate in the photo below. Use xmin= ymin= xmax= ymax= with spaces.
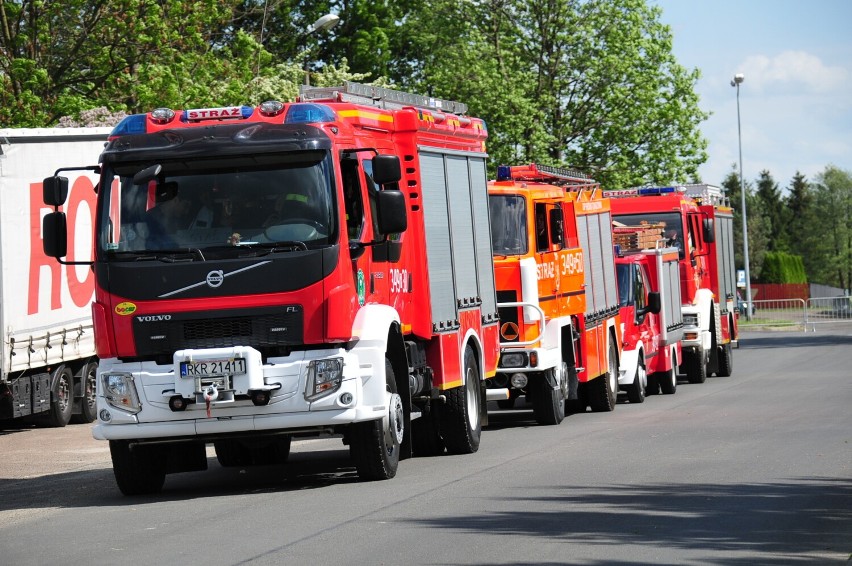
xmin=180 ymin=358 xmax=246 ymax=378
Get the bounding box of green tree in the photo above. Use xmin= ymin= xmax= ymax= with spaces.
xmin=755 ymin=169 xmax=787 ymax=252
xmin=722 ymin=165 xmax=770 ymax=281
xmin=784 ymin=171 xmax=818 ymax=282
xmin=810 ymin=166 xmax=852 ymax=290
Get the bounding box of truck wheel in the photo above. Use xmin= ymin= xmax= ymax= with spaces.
xmin=214 ymin=439 xmax=252 ymax=467
xmin=412 ymin=410 xmax=444 ymax=457
xmin=440 ymin=347 xmax=482 ymax=454
xmin=658 ymin=365 xmax=678 ymax=395
xmin=48 ymin=366 xmax=74 ymax=427
xmin=684 ymin=350 xmax=707 ymax=384
xmin=533 ymin=365 xmax=566 ymax=425
xmin=109 ymin=440 xmax=166 ymax=496
xmin=589 ymin=341 xmax=618 ymax=412
xmin=625 ymin=359 xmax=646 ymax=404
xmin=716 ymin=343 xmax=733 ymax=377
xmin=71 ymin=362 xmax=98 ymax=424
xmin=350 ymin=360 xmax=402 ymax=480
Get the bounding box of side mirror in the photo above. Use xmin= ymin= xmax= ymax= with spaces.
xmin=646 ymin=291 xmax=662 ymax=315
xmin=43 ymin=176 xmax=69 ymax=206
xmin=43 ymin=212 xmax=68 ymax=258
xmin=372 ymin=155 xmax=401 ymax=185
xmin=375 ymin=190 xmax=407 ymax=235
xmin=703 ymin=218 xmax=715 ymax=243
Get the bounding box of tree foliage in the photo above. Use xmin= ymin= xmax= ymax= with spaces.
xmin=809 ymin=166 xmax=852 ymax=290
xmin=722 ymin=165 xmax=770 ymax=281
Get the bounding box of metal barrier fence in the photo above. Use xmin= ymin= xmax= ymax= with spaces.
xmin=737 ymin=296 xmax=852 ymax=331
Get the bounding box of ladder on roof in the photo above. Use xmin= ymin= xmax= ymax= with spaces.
xmin=299 ymin=81 xmax=469 ymax=115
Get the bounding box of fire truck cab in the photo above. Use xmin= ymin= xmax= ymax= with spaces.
xmin=41 ymin=83 xmax=499 ymax=494
xmin=487 ymin=164 xmax=621 ymax=423
xmin=609 ymin=185 xmax=737 ymax=384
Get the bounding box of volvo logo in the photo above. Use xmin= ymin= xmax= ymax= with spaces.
xmin=136 ymin=315 xmax=172 ymax=322
xmin=206 ymin=270 xmax=225 ymax=288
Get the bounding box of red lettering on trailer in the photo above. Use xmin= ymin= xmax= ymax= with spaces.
xmin=28 ymin=177 xmax=96 ymax=315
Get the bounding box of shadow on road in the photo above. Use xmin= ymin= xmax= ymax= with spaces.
xmin=739 ymin=331 xmax=852 ymax=350
xmin=0 ymin=448 xmax=362 ymax=510
xmin=404 ymin=477 xmax=852 ymax=565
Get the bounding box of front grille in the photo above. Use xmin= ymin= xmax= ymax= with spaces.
xmin=133 ymin=307 xmax=303 ymax=359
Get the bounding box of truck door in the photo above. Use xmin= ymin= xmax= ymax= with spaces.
xmin=340 ymin=154 xmax=390 ymax=306
xmin=534 ymin=202 xmax=560 ymax=319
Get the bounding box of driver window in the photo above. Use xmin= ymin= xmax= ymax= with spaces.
xmin=341 ymin=158 xmax=365 ymax=240
xmin=633 ymin=267 xmax=646 ymax=311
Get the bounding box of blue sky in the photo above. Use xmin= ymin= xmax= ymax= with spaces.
xmin=653 ymin=0 xmax=852 ymax=191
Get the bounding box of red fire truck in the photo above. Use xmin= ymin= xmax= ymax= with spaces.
xmin=487 ymin=164 xmax=621 ymax=422
xmin=609 ymin=185 xmax=738 ymax=384
xmin=612 ymin=224 xmax=684 ymax=401
xmin=40 ymin=82 xmax=500 ymax=494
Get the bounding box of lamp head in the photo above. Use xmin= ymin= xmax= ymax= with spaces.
xmin=731 ymin=73 xmax=745 ymax=87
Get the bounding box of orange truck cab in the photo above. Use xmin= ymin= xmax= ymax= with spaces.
xmin=487 ymin=164 xmax=621 ymax=424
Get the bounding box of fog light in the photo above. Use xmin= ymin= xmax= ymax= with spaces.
xmin=169 ymin=395 xmax=188 ymax=411
xmin=251 ymin=390 xmax=271 ymax=406
xmin=510 ymin=373 xmax=528 ymax=388
xmin=339 ymin=392 xmax=353 ymax=405
xmin=99 ymin=409 xmax=112 ymax=422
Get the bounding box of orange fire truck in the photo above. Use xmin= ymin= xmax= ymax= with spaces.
xmin=487 ymin=164 xmax=621 ymax=423
xmin=40 ymin=82 xmax=500 ymax=494
xmin=609 ymin=185 xmax=738 ymax=384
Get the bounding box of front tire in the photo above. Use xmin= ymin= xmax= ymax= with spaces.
xmin=684 ymin=350 xmax=707 ymax=384
xmin=350 ymin=360 xmax=402 ymax=480
xmin=716 ymin=343 xmax=733 ymax=377
xmin=625 ymin=358 xmax=646 ymax=404
xmin=110 ymin=440 xmax=166 ymax=496
xmin=533 ymin=365 xmax=566 ymax=425
xmin=440 ymin=347 xmax=482 ymax=454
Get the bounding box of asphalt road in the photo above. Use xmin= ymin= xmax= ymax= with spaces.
xmin=1 ymin=329 xmax=850 ymax=565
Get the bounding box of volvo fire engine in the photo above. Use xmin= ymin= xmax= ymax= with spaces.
xmin=609 ymin=185 xmax=738 ymax=384
xmin=41 ymin=82 xmax=500 ymax=495
xmin=487 ymin=164 xmax=621 ymax=423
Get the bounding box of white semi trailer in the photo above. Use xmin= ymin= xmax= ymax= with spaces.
xmin=0 ymin=128 xmax=109 ymax=425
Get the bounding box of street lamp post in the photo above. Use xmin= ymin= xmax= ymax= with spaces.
xmin=304 ymin=14 xmax=340 ymax=86
xmin=731 ymin=73 xmax=752 ymax=320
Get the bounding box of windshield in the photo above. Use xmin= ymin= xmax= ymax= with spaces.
xmin=613 ymin=211 xmax=684 ymax=257
xmin=98 ymin=151 xmax=335 ymax=256
xmin=489 ymin=194 xmax=528 ymax=256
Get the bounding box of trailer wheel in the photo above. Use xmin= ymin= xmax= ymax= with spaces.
xmin=71 ymin=362 xmax=98 ymax=424
xmin=440 ymin=347 xmax=482 ymax=454
xmin=350 ymin=360 xmax=401 ymax=480
xmin=684 ymin=350 xmax=707 ymax=384
xmin=48 ymin=366 xmax=74 ymax=427
xmin=626 ymin=358 xmax=646 ymax=404
xmin=533 ymin=364 xmax=566 ymax=425
xmin=589 ymin=340 xmax=618 ymax=412
xmin=716 ymin=343 xmax=733 ymax=377
xmin=109 ymin=440 xmax=166 ymax=496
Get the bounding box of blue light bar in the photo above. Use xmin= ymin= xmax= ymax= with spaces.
xmin=637 ymin=186 xmax=676 ymax=196
xmin=496 ymin=165 xmax=512 ymax=181
xmin=110 ymin=114 xmax=147 ymax=136
xmin=285 ymin=103 xmax=336 ymax=124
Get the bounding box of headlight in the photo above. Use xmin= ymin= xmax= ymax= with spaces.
xmin=683 ymin=313 xmax=699 ymax=327
xmin=500 ymin=352 xmax=528 ymax=368
xmin=305 ymin=358 xmax=344 ymax=401
xmin=102 ymin=373 xmax=141 ymax=414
